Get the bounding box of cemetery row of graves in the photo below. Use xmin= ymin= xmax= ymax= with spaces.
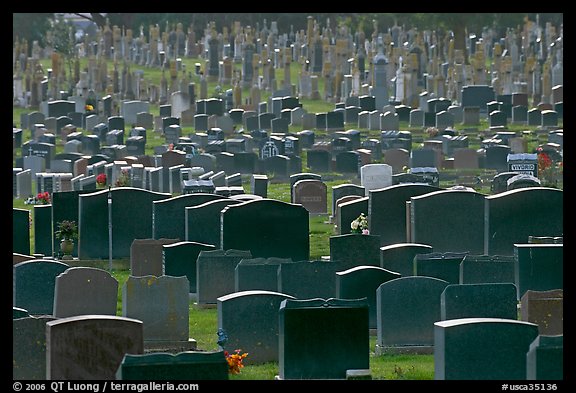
xmin=12 ymin=14 xmax=563 ymax=380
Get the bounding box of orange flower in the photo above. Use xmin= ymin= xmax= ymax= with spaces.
xmin=224 ymin=349 xmax=248 ymax=374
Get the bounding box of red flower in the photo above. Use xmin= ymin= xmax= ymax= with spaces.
xmin=96 ymin=173 xmax=107 ymax=185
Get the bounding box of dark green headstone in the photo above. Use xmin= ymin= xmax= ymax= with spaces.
xmin=434 ymin=318 xmax=539 ymax=380
xmin=13 ymin=208 xmax=30 ymax=255
xmin=163 ymin=241 xmax=216 ymax=292
xmin=78 ymin=188 xmax=171 ymax=259
xmin=217 ymin=290 xmax=295 ymax=364
xmin=331 ymin=183 xmax=365 ymax=216
xmin=410 ymin=189 xmax=486 ymax=254
xmin=278 ymin=260 xmax=350 ymax=299
xmin=234 ymin=257 xmax=291 ymax=292
xmin=440 ymin=283 xmax=518 ymax=320
xmin=329 ymin=233 xmax=381 ymax=267
xmin=459 ymin=254 xmax=515 ymax=284
xmin=13 ymin=306 xmax=29 ymax=319
xmin=379 ymin=243 xmax=433 ymax=277
xmin=514 ymin=244 xmax=563 ymax=300
xmin=336 ymin=196 xmax=368 ymax=235
xmin=33 ymin=205 xmax=52 ymax=256
xmin=52 ymin=190 xmax=94 ymax=257
xmin=221 ymin=199 xmax=309 ymax=261
xmin=376 ymin=276 xmax=449 ymax=351
xmin=13 ymin=260 xmax=69 ymax=315
xmin=369 ymin=184 xmax=441 ymax=246
xmin=279 ymin=298 xmax=370 ymax=379
xmin=484 ymin=188 xmax=563 ymax=256
xmin=116 ymin=351 xmax=228 ymax=380
xmin=153 ymin=193 xmax=228 ymax=240
xmin=185 ymin=199 xmax=242 ymax=248
xmin=526 ymin=335 xmax=563 ymax=380
xmin=13 ymin=315 xmax=57 ymax=380
xmin=336 ymin=266 xmax=401 ymax=329
xmin=414 ymin=252 xmax=468 ymax=284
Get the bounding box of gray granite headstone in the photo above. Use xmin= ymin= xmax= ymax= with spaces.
xmin=440 ymin=283 xmax=518 ymax=320
xmin=123 ymin=275 xmax=191 ymax=346
xmin=130 ymin=238 xmax=180 ymax=277
xmin=116 ymin=351 xmax=228 ymax=380
xmin=376 ymin=276 xmax=449 ymax=354
xmin=163 ymin=241 xmax=216 ymax=293
xmin=336 ymin=266 xmax=401 ymax=329
xmin=221 ymin=199 xmax=309 ymax=261
xmin=53 ymin=267 xmax=118 ymax=318
xmin=279 ymin=298 xmax=370 ymax=380
xmin=13 ymin=315 xmax=56 ymax=380
xmin=196 ymin=249 xmax=252 ymax=306
xmin=526 ymin=335 xmax=563 ymax=380
xmin=46 ymin=315 xmax=144 ymax=380
xmin=434 ymin=318 xmax=538 ymax=380
xmin=217 ymin=290 xmax=295 ymax=364
xmin=13 ymin=260 xmax=69 ymax=315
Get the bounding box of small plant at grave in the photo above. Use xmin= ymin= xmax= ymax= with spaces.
xmin=115 ymin=169 xmax=130 ymax=187
xmin=392 ymin=364 xmax=416 ymax=380
xmin=537 ymin=148 xmax=563 ymax=188
xmin=54 ymin=220 xmax=78 ymax=241
xmin=350 ymin=213 xmax=369 ymax=234
xmin=26 ymin=191 xmax=51 ymax=205
xmin=224 ymin=349 xmax=249 ymax=375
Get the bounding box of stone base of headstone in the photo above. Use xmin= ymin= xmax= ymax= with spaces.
xmin=346 ymin=369 xmax=372 ymax=380
xmin=144 ymin=339 xmax=197 ymax=354
xmin=375 ymin=344 xmax=434 ymax=355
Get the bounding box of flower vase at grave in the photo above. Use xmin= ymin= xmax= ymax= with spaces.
xmin=60 ymin=239 xmax=74 ymax=260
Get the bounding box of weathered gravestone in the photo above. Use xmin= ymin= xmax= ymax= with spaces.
xmin=459 ymin=254 xmax=516 ymax=285
xmin=217 ymin=290 xmax=295 ymax=364
xmin=130 ymin=238 xmax=180 ymax=277
xmin=292 ymin=179 xmax=327 ymax=214
xmin=234 ymin=257 xmax=292 ymax=292
xmin=79 ymin=188 xmax=171 ymax=259
xmin=434 ymin=318 xmax=538 ymax=380
xmin=277 ymin=260 xmax=351 ymax=299
xmin=13 ymin=315 xmax=56 ymax=380
xmin=440 ymin=283 xmax=518 ymax=320
xmin=53 ymin=267 xmax=118 ymax=318
xmin=196 ymin=249 xmax=252 ymax=307
xmin=360 ymin=163 xmax=393 ymax=195
xmin=116 ymin=351 xmax=228 ymax=380
xmin=221 ymin=199 xmax=309 ymax=261
xmin=122 ymin=275 xmax=195 ymax=351
xmin=336 ymin=266 xmax=401 ymax=329
xmin=185 ymin=199 xmax=242 ymax=247
xmin=152 ymin=193 xmax=227 ymax=240
xmin=376 ymin=276 xmax=449 ymax=354
xmin=409 ymin=189 xmax=486 ymax=254
xmin=369 ymin=183 xmax=441 ymax=246
xmin=379 ymin=243 xmax=433 ymax=277
xmin=514 ymin=244 xmax=563 ymax=300
xmin=13 ymin=260 xmax=69 ymax=315
xmin=46 ymin=315 xmax=144 ymax=380
xmin=329 ymin=233 xmax=381 ymax=267
xmin=526 ymin=335 xmax=563 ymax=380
xmin=484 ymin=188 xmax=563 ymax=256
xmin=520 ymin=289 xmax=563 ymax=336
xmin=278 ymin=298 xmax=370 ymax=380
xmin=162 ymin=241 xmax=216 ymax=293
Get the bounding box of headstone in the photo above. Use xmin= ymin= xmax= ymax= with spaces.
xmin=360 ymin=164 xmax=393 ymax=195
xmin=459 ymin=254 xmax=516 ymax=285
xmin=376 ymin=275 xmax=451 ymax=355
xmin=185 ymin=199 xmax=242 ymax=248
xmin=379 ymin=243 xmax=434 ymax=277
xmin=514 ymin=244 xmax=563 ymax=300
xmin=13 ymin=315 xmax=56 ymax=380
xmin=221 ymin=199 xmax=309 ymax=261
xmin=526 ymin=335 xmax=563 ymax=381
xmin=520 ymin=289 xmax=563 ymax=336
xmin=292 ymin=179 xmax=327 ymax=214
xmin=217 ymin=290 xmax=295 ymax=364
xmin=336 ymin=266 xmax=401 ymax=329
xmin=329 ymin=233 xmax=381 ymax=267
xmin=116 ymin=351 xmax=228 ymax=380
xmin=277 ymin=260 xmax=350 ymax=299
xmin=13 ymin=260 xmax=69 ymax=315
xmin=162 ymin=241 xmax=216 ymax=293
xmin=196 ymin=249 xmax=252 ymax=306
xmin=13 ymin=208 xmax=31 ymax=255
xmin=123 ymin=275 xmax=193 ymax=349
xmin=130 ymin=238 xmax=180 ymax=277
xmin=336 ymin=196 xmax=368 ymax=236
xmin=46 ymin=315 xmax=144 ymax=379
xmin=278 ymin=298 xmax=370 ymax=380
xmin=440 ymin=283 xmax=518 ymax=320
xmin=434 ymin=318 xmax=538 ymax=380
xmin=306 ymin=149 xmax=331 ymax=172
xmin=234 ymin=257 xmax=292 ymax=292
xmin=53 ymin=267 xmax=118 ymax=318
